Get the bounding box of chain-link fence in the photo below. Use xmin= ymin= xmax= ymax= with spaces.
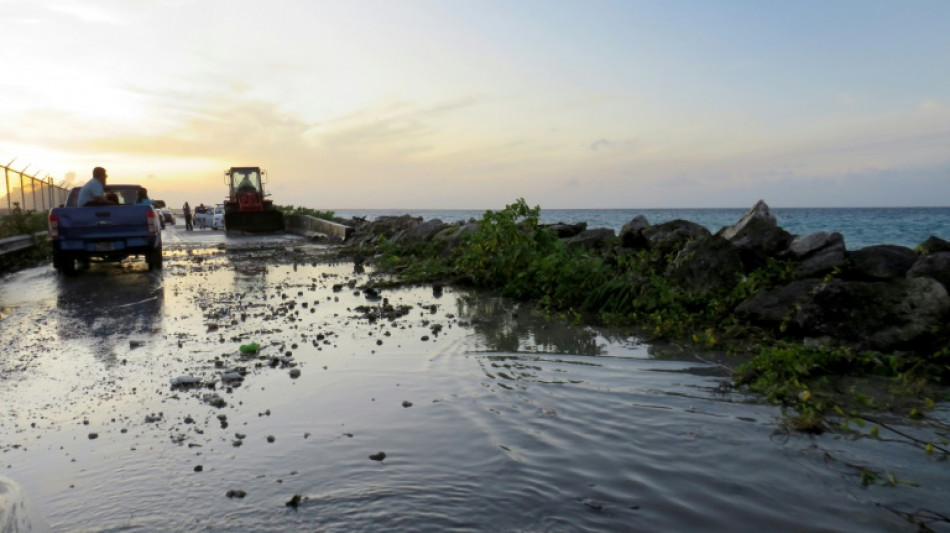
xmin=1 ymin=162 xmax=70 ymax=215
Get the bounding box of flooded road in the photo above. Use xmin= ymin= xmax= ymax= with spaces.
xmin=1 ymin=225 xmax=948 ymax=532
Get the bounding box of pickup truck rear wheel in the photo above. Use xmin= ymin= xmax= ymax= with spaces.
xmin=147 ymin=245 xmax=163 ymax=271
xmin=54 ymin=251 xmax=79 ymax=276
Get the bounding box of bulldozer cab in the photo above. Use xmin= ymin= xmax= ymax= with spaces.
xmin=226 ymin=167 xmax=265 ymax=196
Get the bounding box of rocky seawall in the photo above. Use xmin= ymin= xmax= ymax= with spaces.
xmin=337 ymin=200 xmax=950 ymax=355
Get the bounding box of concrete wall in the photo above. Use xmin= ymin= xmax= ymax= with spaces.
xmin=285 ymin=214 xmax=352 ymax=241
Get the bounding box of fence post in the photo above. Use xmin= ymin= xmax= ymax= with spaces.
xmin=30 ymin=173 xmax=37 ymax=212
xmin=19 ymin=169 xmax=26 ymax=211
xmin=4 ymin=166 xmax=10 ymax=213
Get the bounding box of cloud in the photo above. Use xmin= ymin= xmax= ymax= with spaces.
xmin=589 ymin=138 xmax=637 ymax=152
xmin=46 ymin=1 xmax=126 ymax=24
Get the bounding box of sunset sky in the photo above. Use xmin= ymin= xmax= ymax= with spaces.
xmin=1 ymin=0 xmax=948 ymax=209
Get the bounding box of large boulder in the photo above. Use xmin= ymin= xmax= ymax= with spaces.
xmin=735 ymin=279 xmax=822 ymax=329
xmin=348 ymin=215 xmax=423 ymax=247
xmin=544 ymin=222 xmax=587 ymax=238
xmin=918 ymin=235 xmax=950 ymax=255
xmin=795 ymin=277 xmax=950 ymax=352
xmin=642 ymin=219 xmax=710 ymax=257
xmin=432 ymin=223 xmax=478 ymax=257
xmin=846 ymin=245 xmax=917 ymax=281
xmin=562 ymin=228 xmax=616 ymax=251
xmin=786 ymin=231 xmax=847 ymax=279
xmin=908 ymin=252 xmax=950 ymax=292
xmin=393 ymin=218 xmax=449 ymax=246
xmin=619 ymin=215 xmax=650 ymax=249
xmin=717 ymin=200 xmax=792 ymax=270
xmin=665 ymin=236 xmax=744 ymax=297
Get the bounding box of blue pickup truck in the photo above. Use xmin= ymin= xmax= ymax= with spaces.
xmin=47 ymin=184 xmax=163 ymax=275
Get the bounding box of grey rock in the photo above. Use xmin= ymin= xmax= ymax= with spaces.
xmin=788 ymin=231 xmax=843 ymax=258
xmin=908 ymin=252 xmax=950 ymax=292
xmin=719 ymin=200 xmax=775 ymax=241
xmin=847 ymin=245 xmax=917 ymax=280
xmin=396 ymin=218 xmax=449 ymax=245
xmin=170 ymin=375 xmax=201 ymax=387
xmin=544 ymin=222 xmax=587 ymax=238
xmin=642 ymin=220 xmax=711 ymax=257
xmin=619 ymin=215 xmax=650 ymax=249
xmin=717 ymin=200 xmax=791 ymax=270
xmin=735 ymin=279 xmax=821 ymax=328
xmin=666 ymin=236 xmax=744 ymax=297
xmin=562 ymin=228 xmax=616 ymax=250
xmin=789 ymin=232 xmax=846 ymax=279
xmin=918 ymin=235 xmax=950 ymax=255
xmin=795 ymin=277 xmax=950 ymax=351
xmin=432 ymin=223 xmax=478 ymax=256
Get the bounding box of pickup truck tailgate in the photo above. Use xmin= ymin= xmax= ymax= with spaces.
xmin=52 ymin=206 xmax=160 ymax=252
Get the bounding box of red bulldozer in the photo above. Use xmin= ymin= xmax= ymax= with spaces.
xmin=222 ymin=166 xmax=285 ymax=234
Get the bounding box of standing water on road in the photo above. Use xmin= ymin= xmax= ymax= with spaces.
xmin=0 ymin=242 xmax=948 ymax=532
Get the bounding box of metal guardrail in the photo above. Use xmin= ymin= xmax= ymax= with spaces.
xmin=0 ymin=232 xmax=48 ymax=256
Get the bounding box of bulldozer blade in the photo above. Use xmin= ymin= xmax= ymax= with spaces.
xmin=224 ymin=210 xmax=285 ymax=234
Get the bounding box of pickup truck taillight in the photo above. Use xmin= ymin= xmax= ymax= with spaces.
xmin=146 ymin=208 xmax=159 ymax=235
xmin=48 ymin=212 xmax=59 ymax=239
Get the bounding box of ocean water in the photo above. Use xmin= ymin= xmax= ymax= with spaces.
xmin=331 ymin=207 xmax=950 ymax=250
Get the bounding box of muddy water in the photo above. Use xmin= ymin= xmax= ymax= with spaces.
xmin=1 ymin=242 xmax=948 ymax=532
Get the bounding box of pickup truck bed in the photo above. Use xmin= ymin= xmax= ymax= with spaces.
xmin=47 ymin=185 xmax=163 ymax=275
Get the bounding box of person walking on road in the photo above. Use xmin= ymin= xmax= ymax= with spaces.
xmin=183 ymin=202 xmax=193 ymax=231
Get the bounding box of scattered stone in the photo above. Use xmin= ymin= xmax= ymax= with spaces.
xmin=289 ymin=368 xmax=301 ymax=379
xmin=363 ymin=287 xmax=382 ymax=300
xmin=286 ymin=494 xmax=303 ymax=509
xmin=583 ymin=498 xmax=604 ymax=511
xmin=170 ymin=375 xmax=201 ymax=388
xmin=226 ymin=489 xmax=246 ymax=499
xmin=220 ymin=371 xmax=244 ymax=383
xmin=267 ymin=435 xmax=275 ymax=443
xmin=194 ymin=465 xmax=203 ymax=472
xmin=88 ymin=432 xmax=98 ymax=440
xmin=369 ymin=451 xmax=386 ymax=461
xmin=203 ymin=394 xmax=227 ymax=409
xmin=402 ymin=401 xmax=413 ymax=408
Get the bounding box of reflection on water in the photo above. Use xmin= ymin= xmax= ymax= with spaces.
xmin=55 ymin=268 xmax=164 ymax=363
xmin=455 ymin=293 xmax=606 ymax=356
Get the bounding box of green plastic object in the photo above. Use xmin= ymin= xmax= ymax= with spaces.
xmin=240 ymin=342 xmax=260 ymax=354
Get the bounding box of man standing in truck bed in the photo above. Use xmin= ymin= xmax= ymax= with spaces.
xmin=77 ymin=167 xmax=116 ymax=206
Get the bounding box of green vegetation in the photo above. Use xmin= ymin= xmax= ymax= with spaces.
xmin=0 ymin=202 xmax=47 ymax=238
xmin=276 ymin=205 xmax=338 ymax=222
xmin=359 ymin=198 xmax=950 ymax=443
xmin=0 ymin=203 xmax=51 ymax=274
